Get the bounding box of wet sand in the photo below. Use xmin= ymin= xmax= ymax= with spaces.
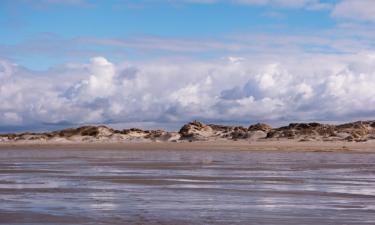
xmin=1 ymin=147 xmax=375 ymax=224
xmin=1 ymin=140 xmax=375 ymax=152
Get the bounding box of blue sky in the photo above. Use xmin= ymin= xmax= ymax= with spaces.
xmin=1 ymin=0 xmax=340 ymax=70
xmin=1 ymin=0 xmax=375 ymax=131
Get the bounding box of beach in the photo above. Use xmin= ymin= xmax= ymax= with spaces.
xmin=1 ymin=147 xmax=375 ymax=224
xmin=1 ymin=140 xmax=375 ymax=152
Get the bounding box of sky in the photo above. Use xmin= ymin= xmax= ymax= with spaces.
xmin=1 ymin=0 xmax=375 ymax=131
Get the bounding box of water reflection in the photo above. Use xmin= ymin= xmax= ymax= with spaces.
xmin=1 ymin=149 xmax=375 ymax=224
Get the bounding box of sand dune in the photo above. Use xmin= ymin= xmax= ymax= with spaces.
xmin=0 ymin=120 xmax=375 ymax=152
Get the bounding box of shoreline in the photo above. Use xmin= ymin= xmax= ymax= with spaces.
xmin=1 ymin=140 xmax=375 ymax=153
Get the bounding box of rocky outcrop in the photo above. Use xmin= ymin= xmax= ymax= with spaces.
xmin=0 ymin=120 xmax=374 ymax=143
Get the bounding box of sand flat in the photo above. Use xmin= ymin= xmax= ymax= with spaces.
xmin=0 ymin=140 xmax=375 ymax=152
xmin=1 ymin=148 xmax=375 ymax=224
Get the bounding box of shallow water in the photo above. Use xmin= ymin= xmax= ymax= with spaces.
xmin=1 ymin=149 xmax=375 ymax=224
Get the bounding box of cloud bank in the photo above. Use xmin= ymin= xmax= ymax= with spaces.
xmin=1 ymin=53 xmax=375 ymax=130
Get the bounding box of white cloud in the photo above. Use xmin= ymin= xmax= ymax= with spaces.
xmin=235 ymin=0 xmax=327 ymax=8
xmin=332 ymin=0 xmax=375 ymax=23
xmin=161 ymin=0 xmax=332 ymax=9
xmin=1 ymin=53 xmax=375 ymax=129
xmin=0 ymin=60 xmax=13 ymax=79
xmin=2 ymin=112 xmax=22 ymax=125
xmin=296 ymin=82 xmax=314 ymax=99
xmin=82 ymin=57 xmax=116 ymax=99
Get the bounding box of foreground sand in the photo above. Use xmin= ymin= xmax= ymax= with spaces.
xmin=1 ymin=140 xmax=375 ymax=152
xmin=2 ymin=147 xmax=375 ymax=224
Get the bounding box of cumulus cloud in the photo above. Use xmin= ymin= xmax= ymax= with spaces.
xmin=1 ymin=53 xmax=375 ymax=129
xmin=67 ymin=57 xmax=117 ymax=100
